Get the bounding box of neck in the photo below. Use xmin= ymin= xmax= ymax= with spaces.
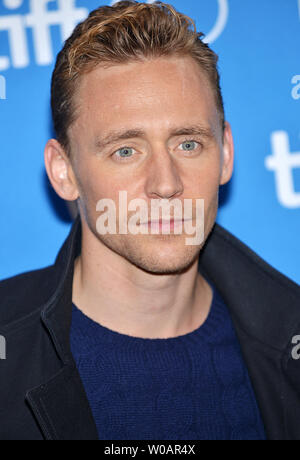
xmin=72 ymin=223 xmax=213 ymax=339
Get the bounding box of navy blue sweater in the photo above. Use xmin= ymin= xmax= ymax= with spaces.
xmin=70 ymin=283 xmax=266 ymax=440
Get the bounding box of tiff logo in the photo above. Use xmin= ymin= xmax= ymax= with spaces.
xmin=265 ymin=131 xmax=300 ymax=208
xmin=0 ymin=74 xmax=6 ymax=99
xmin=0 ymin=0 xmax=88 ymax=71
xmin=0 ymin=335 xmax=6 ymax=360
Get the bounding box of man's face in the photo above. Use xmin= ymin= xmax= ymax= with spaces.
xmin=67 ymin=55 xmax=233 ymax=274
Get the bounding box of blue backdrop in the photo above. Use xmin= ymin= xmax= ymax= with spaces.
xmin=0 ymin=0 xmax=299 ymax=283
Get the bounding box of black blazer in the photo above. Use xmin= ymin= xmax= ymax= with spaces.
xmin=0 ymin=216 xmax=300 ymax=440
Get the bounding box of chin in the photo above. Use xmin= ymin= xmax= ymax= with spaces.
xmin=93 ymin=230 xmax=203 ymax=274
xmin=131 ymin=258 xmax=197 ymax=275
xmin=123 ymin=240 xmax=201 ymax=275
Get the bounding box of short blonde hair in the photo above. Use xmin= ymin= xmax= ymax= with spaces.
xmin=51 ymin=0 xmax=225 ymax=156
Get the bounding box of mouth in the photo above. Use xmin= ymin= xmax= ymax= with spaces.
xmin=139 ymin=218 xmax=192 ymax=232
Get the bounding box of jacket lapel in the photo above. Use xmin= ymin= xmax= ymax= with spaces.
xmin=26 ymin=217 xmax=98 ymax=440
xmin=26 ymin=364 xmax=99 ymax=440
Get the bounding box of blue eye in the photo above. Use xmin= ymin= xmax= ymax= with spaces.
xmin=181 ymin=140 xmax=198 ymax=151
xmin=115 ymin=147 xmax=134 ymax=158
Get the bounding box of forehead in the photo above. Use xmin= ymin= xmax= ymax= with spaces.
xmin=71 ymin=56 xmax=218 ymax=139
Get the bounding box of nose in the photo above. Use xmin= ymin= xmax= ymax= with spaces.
xmin=145 ymin=147 xmax=184 ymax=199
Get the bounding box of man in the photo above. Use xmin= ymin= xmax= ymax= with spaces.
xmin=0 ymin=1 xmax=299 ymax=441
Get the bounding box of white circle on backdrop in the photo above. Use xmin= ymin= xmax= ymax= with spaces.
xmin=3 ymin=0 xmax=23 ymax=9
xmin=203 ymin=0 xmax=228 ymax=44
xmin=110 ymin=0 xmax=229 ymax=44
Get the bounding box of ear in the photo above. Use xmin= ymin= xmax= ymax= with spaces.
xmin=44 ymin=139 xmax=79 ymax=201
xmin=220 ymin=121 xmax=234 ymax=186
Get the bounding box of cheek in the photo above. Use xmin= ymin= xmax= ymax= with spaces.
xmin=75 ymin=160 xmax=118 ymax=204
xmin=187 ymin=158 xmax=221 ymax=199
xmin=204 ymin=169 xmax=221 ymax=198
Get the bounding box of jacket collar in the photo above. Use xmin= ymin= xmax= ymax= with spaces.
xmin=41 ymin=215 xmax=82 ymax=366
xmin=198 ymin=224 xmax=300 ymax=352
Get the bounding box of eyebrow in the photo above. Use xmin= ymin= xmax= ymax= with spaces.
xmin=94 ymin=125 xmax=215 ymax=150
